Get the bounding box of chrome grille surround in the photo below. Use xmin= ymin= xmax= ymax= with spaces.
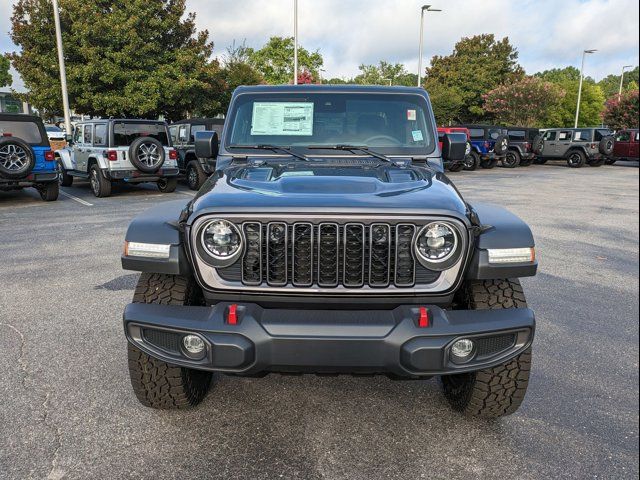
xmin=189 ymin=214 xmax=470 ymax=295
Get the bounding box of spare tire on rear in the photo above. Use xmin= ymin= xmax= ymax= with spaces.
xmin=0 ymin=136 xmax=36 ymax=179
xmin=493 ymin=135 xmax=508 ymax=155
xmin=532 ymin=135 xmax=545 ymax=155
xmin=129 ymin=136 xmax=165 ymax=173
xmin=599 ymin=136 xmax=615 ymax=156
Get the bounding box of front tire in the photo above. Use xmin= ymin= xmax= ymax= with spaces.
xmin=480 ymin=158 xmax=497 ymax=169
xmin=566 ymin=150 xmax=586 ymax=168
xmin=439 ymin=279 xmax=532 ymax=418
xmin=447 ymin=162 xmax=464 ymax=173
xmin=58 ymin=160 xmax=73 ymax=187
xmin=127 ymin=273 xmax=213 ymax=409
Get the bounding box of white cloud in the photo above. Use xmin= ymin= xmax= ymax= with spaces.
xmin=1 ymin=0 xmax=638 ymax=86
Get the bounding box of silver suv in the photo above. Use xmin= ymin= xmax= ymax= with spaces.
xmin=532 ymin=128 xmax=614 ymax=168
xmin=56 ymin=119 xmax=179 ymax=197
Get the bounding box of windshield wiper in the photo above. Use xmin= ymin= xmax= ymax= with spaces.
xmin=308 ymin=144 xmax=391 ymax=163
xmin=228 ymin=144 xmax=308 ymax=161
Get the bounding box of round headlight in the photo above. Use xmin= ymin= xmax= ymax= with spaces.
xmin=415 ymin=222 xmax=460 ymax=269
xmin=200 ymin=219 xmax=243 ymax=265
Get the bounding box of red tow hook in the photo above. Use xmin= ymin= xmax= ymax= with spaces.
xmin=418 ymin=307 xmax=430 ymax=328
xmin=226 ymin=304 xmax=238 ymax=325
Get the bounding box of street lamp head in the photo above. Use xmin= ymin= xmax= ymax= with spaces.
xmin=422 ymin=5 xmax=430 ymax=10
xmin=623 ymin=65 xmax=633 ymax=69
xmin=584 ymin=49 xmax=597 ymax=54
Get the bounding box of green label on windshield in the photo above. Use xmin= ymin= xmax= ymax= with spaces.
xmin=251 ymin=102 xmax=314 ymax=136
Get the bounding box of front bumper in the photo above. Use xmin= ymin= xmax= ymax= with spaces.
xmin=123 ymin=302 xmax=535 ymax=377
xmin=0 ymin=172 xmax=58 ymax=188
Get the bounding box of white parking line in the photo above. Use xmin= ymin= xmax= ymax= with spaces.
xmin=60 ymin=190 xmax=94 ymax=206
xmin=178 ymin=191 xmax=196 ymax=196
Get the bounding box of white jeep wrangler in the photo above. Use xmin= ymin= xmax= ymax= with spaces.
xmin=56 ymin=119 xmax=179 ymax=197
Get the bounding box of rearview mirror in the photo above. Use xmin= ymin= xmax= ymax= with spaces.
xmin=195 ymin=131 xmax=219 ymax=166
xmin=441 ymin=132 xmax=467 ymax=162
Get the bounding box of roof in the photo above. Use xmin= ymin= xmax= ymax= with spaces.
xmin=0 ymin=113 xmax=43 ymax=122
xmin=234 ymin=84 xmax=428 ymax=95
xmin=454 ymin=124 xmax=506 ymax=129
xmin=172 ymin=118 xmax=225 ymax=125
xmin=74 ymin=118 xmax=167 ymax=124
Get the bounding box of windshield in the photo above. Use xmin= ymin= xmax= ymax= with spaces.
xmin=226 ymin=92 xmax=435 ymax=155
xmin=45 ymin=125 xmax=63 ymax=132
xmin=112 ymin=122 xmax=169 ymax=147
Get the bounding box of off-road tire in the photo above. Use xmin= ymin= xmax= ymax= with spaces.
xmin=519 ymin=157 xmax=534 ymax=167
xmin=186 ymin=160 xmax=207 ymax=190
xmin=0 ymin=136 xmax=36 ymax=178
xmin=157 ymin=177 xmax=178 ymax=193
xmin=447 ymin=162 xmax=465 ymax=173
xmin=493 ymin=135 xmax=509 ymax=156
xmin=503 ymin=150 xmax=521 ymax=168
xmin=440 ymin=279 xmax=532 ymax=418
xmin=566 ymin=150 xmax=586 ymax=168
xmin=463 ymin=151 xmax=480 ymax=171
xmin=480 ymin=158 xmax=497 ymax=169
xmin=129 ymin=136 xmax=165 ymax=173
xmin=89 ymin=164 xmax=111 ymax=197
xmin=127 ymin=273 xmax=212 ymax=409
xmin=38 ymin=182 xmax=59 ymax=201
xmin=588 ymin=157 xmax=605 ymax=167
xmin=531 ymin=135 xmax=545 ymax=155
xmin=58 ymin=159 xmax=73 ymax=187
xmin=598 ymin=136 xmax=615 ymax=156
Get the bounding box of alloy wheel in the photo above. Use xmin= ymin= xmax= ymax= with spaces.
xmin=0 ymin=144 xmax=29 ymax=173
xmin=137 ymin=143 xmax=162 ymax=168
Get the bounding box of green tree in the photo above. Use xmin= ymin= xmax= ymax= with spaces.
xmin=9 ymin=0 xmax=219 ymax=120
xmin=205 ymin=41 xmax=263 ymax=116
xmin=247 ymin=36 xmax=323 ymax=85
xmin=482 ymin=76 xmax=565 ymax=127
xmin=353 ymin=61 xmax=417 ymax=86
xmin=424 ymin=34 xmax=524 ymax=122
xmin=598 ymin=66 xmax=639 ymax=98
xmin=0 ymin=55 xmax=12 ymax=88
xmin=602 ymin=90 xmax=639 ymax=130
xmin=535 ymin=67 xmax=605 ymax=127
xmin=427 ymin=83 xmax=465 ymax=126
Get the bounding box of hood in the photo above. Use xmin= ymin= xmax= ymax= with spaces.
xmin=190 ymin=158 xmax=468 ymax=216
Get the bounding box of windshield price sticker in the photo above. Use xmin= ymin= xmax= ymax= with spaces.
xmin=407 ymin=109 xmax=417 ymax=121
xmin=251 ymin=102 xmax=314 ymax=136
xmin=412 ymin=130 xmax=424 ymax=142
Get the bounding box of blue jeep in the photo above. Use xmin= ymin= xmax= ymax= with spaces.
xmin=457 ymin=125 xmax=509 ymax=170
xmin=0 ymin=113 xmax=59 ymax=201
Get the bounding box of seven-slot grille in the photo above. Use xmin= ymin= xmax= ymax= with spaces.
xmin=234 ymin=221 xmax=437 ymax=289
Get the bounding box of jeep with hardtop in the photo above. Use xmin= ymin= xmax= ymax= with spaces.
xmin=0 ymin=113 xmax=59 ymax=201
xmin=121 ymin=85 xmax=538 ymax=418
xmin=607 ymin=129 xmax=639 ymax=164
xmin=56 ymin=118 xmax=179 ymax=197
xmin=532 ymin=127 xmax=614 ymax=168
xmin=437 ymin=126 xmax=471 ymax=172
xmin=456 ymin=124 xmax=509 ymax=170
xmin=505 ymin=127 xmax=539 ymax=168
xmin=169 ymin=118 xmax=225 ymax=190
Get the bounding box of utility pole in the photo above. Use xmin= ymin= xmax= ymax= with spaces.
xmin=574 ymin=49 xmax=596 ymax=128
xmin=52 ymin=0 xmax=72 ymax=134
xmin=417 ymin=5 xmax=441 ymax=87
xmin=293 ymin=0 xmax=298 ymax=85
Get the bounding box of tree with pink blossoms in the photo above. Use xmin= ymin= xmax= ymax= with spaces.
xmin=602 ymin=90 xmax=639 ymax=131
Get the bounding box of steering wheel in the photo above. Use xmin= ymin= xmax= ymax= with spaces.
xmin=363 ymin=135 xmax=403 ymax=146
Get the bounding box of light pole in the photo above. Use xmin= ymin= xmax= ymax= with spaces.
xmin=574 ymin=49 xmax=596 ymax=128
xmin=618 ymin=65 xmax=633 ymax=99
xmin=417 ymin=5 xmax=441 ymax=88
xmin=293 ymin=0 xmax=298 ymax=85
xmin=52 ymin=0 xmax=71 ymax=134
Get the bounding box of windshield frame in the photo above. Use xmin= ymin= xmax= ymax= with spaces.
xmin=223 ymin=90 xmax=437 ymax=157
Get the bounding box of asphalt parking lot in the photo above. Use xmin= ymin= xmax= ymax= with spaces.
xmin=1 ymin=162 xmax=638 ymax=480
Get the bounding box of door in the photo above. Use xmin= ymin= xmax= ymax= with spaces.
xmin=542 ymin=130 xmax=558 ymax=156
xmin=76 ymin=124 xmax=93 ymax=171
xmin=632 ymin=131 xmax=640 ymax=158
xmin=614 ymin=131 xmax=631 ymax=157
xmin=556 ymin=130 xmax=573 ymax=156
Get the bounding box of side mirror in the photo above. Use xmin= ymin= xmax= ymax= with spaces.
xmin=195 ymin=131 xmax=219 ymax=166
xmin=442 ymin=132 xmax=467 ymax=162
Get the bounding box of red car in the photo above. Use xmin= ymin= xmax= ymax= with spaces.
xmin=437 ymin=127 xmax=471 ymax=172
xmin=608 ymin=129 xmax=639 ymax=164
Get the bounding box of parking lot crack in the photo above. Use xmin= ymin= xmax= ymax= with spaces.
xmin=0 ymin=322 xmax=28 ymax=388
xmin=43 ymin=392 xmax=65 ymax=480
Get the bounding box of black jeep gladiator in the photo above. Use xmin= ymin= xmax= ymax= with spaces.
xmin=121 ymin=85 xmax=538 ymax=418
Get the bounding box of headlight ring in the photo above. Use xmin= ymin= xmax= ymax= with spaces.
xmin=414 ymin=222 xmax=462 ymax=271
xmin=198 ymin=219 xmax=244 ymax=267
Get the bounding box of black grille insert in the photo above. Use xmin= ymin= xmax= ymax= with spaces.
xmin=143 ymin=329 xmax=181 ymax=354
xmin=475 ymin=334 xmax=516 ymax=358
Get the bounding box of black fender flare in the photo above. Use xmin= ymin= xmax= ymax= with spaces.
xmin=564 ymin=146 xmax=588 ymax=158
xmin=121 ymin=200 xmax=192 ymax=275
xmin=466 ymin=203 xmax=537 ymax=280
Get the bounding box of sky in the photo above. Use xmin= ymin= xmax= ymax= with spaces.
xmin=1 ymin=0 xmax=639 ymax=91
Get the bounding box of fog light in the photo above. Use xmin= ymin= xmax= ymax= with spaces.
xmin=451 ymin=339 xmax=475 ymax=362
xmin=183 ymin=335 xmax=205 ymax=355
